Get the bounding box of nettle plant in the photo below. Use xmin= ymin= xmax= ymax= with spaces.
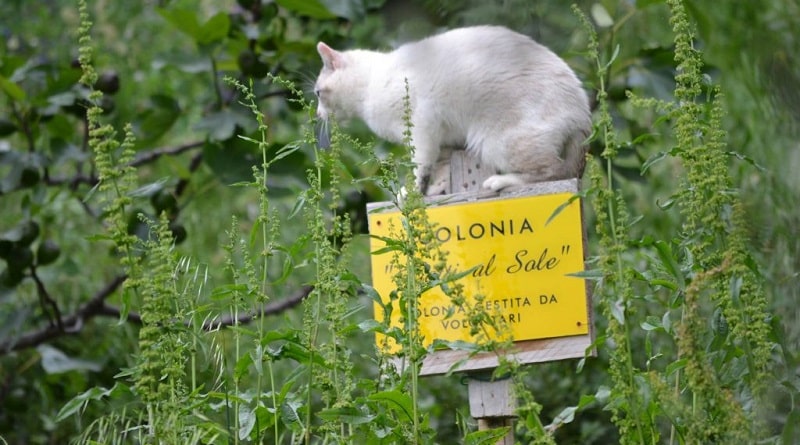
xmin=58 ymin=3 xmax=512 ymax=444
xmin=49 ymin=1 xmax=787 ymax=444
xmin=574 ymin=1 xmax=775 ymax=443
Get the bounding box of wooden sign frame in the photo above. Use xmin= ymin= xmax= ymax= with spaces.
xmin=367 ymin=154 xmax=594 ymax=376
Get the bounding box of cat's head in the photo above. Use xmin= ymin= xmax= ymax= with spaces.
xmin=314 ymin=42 xmax=362 ymax=122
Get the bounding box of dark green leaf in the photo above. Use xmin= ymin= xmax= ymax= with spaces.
xmin=238 ymin=407 xmax=256 ymax=440
xmin=317 ymin=406 xmax=375 ymax=425
xmin=464 ymin=427 xmax=512 ymax=445
xmin=203 ymin=139 xmax=259 ymax=184
xmin=782 ymin=407 xmax=800 ymax=445
xmin=0 ymin=118 xmax=18 ymax=136
xmin=636 ymin=0 xmax=665 ymax=8
xmin=196 ymin=109 xmax=253 ymax=142
xmin=234 ymin=350 xmax=254 ymax=380
xmin=136 ymin=94 xmax=180 ymax=145
xmin=0 ymin=75 xmax=25 ymax=101
xmin=321 ymin=0 xmax=366 ymax=20
xmin=197 ymin=12 xmax=230 ymax=45
xmin=56 ymin=385 xmax=120 ymax=422
xmin=545 ymin=191 xmax=584 ymax=226
xmin=368 ymin=390 xmax=413 ymax=422
xmin=158 ymin=8 xmax=201 ymax=40
xmin=275 ymin=0 xmax=335 ymax=19
xmin=666 ymin=358 xmax=687 ymax=376
xmin=280 ymin=399 xmax=302 ymax=431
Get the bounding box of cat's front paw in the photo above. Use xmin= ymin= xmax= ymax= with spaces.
xmin=482 ymin=174 xmax=525 ymax=192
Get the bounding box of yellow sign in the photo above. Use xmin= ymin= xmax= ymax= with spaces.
xmin=368 ymin=192 xmax=589 ymax=351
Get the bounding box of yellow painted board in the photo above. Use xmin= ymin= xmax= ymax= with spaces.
xmin=368 ymin=192 xmax=589 ymax=353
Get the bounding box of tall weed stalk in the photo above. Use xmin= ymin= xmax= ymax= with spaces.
xmin=61 ymin=1 xmax=780 ymax=444
xmin=577 ymin=1 xmax=774 ymax=443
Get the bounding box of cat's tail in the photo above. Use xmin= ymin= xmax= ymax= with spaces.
xmin=563 ymin=124 xmax=591 ymax=179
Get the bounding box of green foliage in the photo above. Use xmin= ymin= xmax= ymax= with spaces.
xmin=1 ymin=0 xmax=798 ymax=444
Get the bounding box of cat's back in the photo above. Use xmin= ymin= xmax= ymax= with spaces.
xmin=393 ymin=26 xmax=563 ymax=76
xmin=414 ymin=26 xmax=540 ymax=53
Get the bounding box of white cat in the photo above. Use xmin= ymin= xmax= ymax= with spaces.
xmin=314 ymin=25 xmax=591 ymax=194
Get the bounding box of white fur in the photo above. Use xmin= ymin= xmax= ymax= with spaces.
xmin=314 ymin=26 xmax=592 ymax=194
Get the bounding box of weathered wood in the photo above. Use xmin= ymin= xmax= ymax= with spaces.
xmin=372 ymin=151 xmax=594 ymax=444
xmin=371 ymin=174 xmax=594 ymax=377
xmin=468 ymin=377 xmax=516 ymax=417
xmin=439 ymin=152 xmax=516 ymax=443
xmin=410 ymin=334 xmax=592 ymax=376
xmin=468 ymin=376 xmax=516 ymax=444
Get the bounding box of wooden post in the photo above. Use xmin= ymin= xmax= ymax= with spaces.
xmin=429 ymin=150 xmax=517 ymax=443
xmin=468 ymin=374 xmax=517 ymax=444
xmin=369 ymin=149 xmax=594 ymax=443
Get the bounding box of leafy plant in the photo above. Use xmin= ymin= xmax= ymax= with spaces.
xmin=1 ymin=0 xmax=798 ymax=444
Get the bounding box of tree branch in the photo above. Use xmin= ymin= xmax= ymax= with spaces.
xmin=0 ymin=278 xmax=314 ymax=354
xmin=101 ymin=285 xmax=314 ymax=330
xmin=201 ymin=285 xmax=313 ymax=330
xmin=0 ymin=275 xmax=126 ymax=354
xmin=130 ymin=140 xmax=205 ymax=167
xmin=42 ymin=140 xmax=205 ymax=189
xmin=30 ymin=267 xmax=64 ymax=332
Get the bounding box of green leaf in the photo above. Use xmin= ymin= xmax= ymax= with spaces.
xmin=594 ymin=386 xmax=611 ymax=402
xmin=0 ymin=75 xmax=26 ymax=101
xmin=358 ymin=319 xmax=382 ymax=332
xmin=281 ymin=342 xmax=325 ymax=365
xmin=320 ymin=0 xmax=366 ymax=20
xmin=636 ymin=0 xmax=665 ymax=7
xmin=782 ymin=407 xmax=800 ymax=445
xmin=197 ymin=12 xmax=230 ymax=45
xmin=56 ymin=386 xmax=110 ymax=422
xmin=0 ymin=118 xmax=17 ymax=136
xmin=464 ymin=427 xmax=512 ymax=445
xmin=666 ymin=358 xmax=687 ymax=376
xmin=652 ymin=240 xmax=684 ymax=288
xmin=610 ymin=300 xmax=625 ymax=324
xmin=640 ymin=315 xmax=663 ymax=331
xmin=272 ymin=141 xmax=303 ymax=164
xmin=550 ymin=405 xmax=578 ymax=427
xmin=202 ymin=139 xmax=258 ymax=185
xmin=238 ymin=406 xmax=256 ymax=440
xmin=641 ymin=150 xmax=668 ymax=174
xmin=369 ymin=234 xmax=407 ymax=255
xmin=275 ymin=0 xmax=335 ymax=19
xmin=234 ymin=350 xmax=254 ymax=380
xmin=136 ymin=94 xmax=181 ymax=145
xmin=567 ymin=268 xmax=604 ymax=280
xmin=55 ymin=383 xmax=131 ymax=422
xmin=545 ymin=191 xmax=584 ymax=226
xmin=158 ymin=8 xmax=201 ymax=40
xmin=280 ymin=399 xmax=303 ymax=431
xmin=591 ymin=3 xmax=614 ymax=28
xmin=38 ymin=345 xmax=102 ymax=374
xmin=317 ymin=406 xmax=376 ymax=425
xmin=209 ymin=283 xmax=249 ymax=300
xmin=368 ymin=390 xmax=413 ymax=422
xmin=727 ymin=150 xmax=766 ymax=171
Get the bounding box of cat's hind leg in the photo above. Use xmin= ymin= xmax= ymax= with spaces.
xmin=481 ymin=142 xmax=567 ymax=192
xmin=409 ymin=126 xmax=443 ymax=195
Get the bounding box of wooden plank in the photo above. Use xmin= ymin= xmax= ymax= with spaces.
xmin=369 ymin=152 xmax=594 ymax=376
xmin=468 ymin=377 xmax=516 ymax=417
xmin=468 ymin=377 xmax=516 ymax=445
xmin=368 ymin=151 xmax=594 ymax=443
xmin=416 ymin=335 xmax=592 ymax=376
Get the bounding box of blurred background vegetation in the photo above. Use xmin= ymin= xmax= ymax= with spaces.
xmin=0 ymin=0 xmax=798 ymax=443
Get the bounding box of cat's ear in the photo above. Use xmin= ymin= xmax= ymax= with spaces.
xmin=317 ymin=42 xmax=345 ymax=70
